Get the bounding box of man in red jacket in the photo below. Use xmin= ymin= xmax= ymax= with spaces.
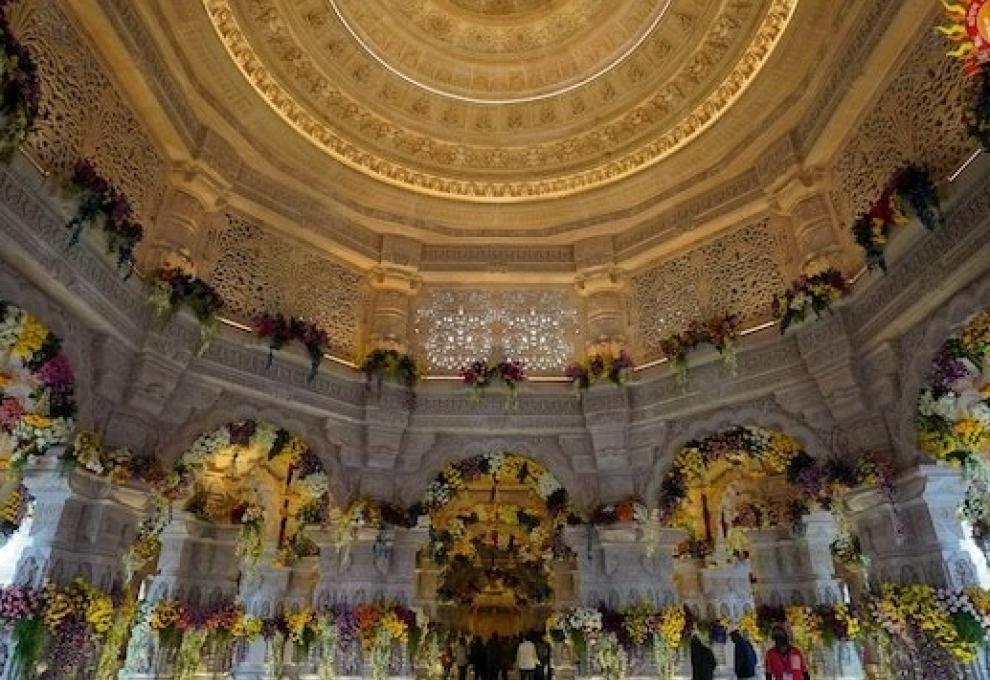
xmin=764 ymin=629 xmax=810 ymax=680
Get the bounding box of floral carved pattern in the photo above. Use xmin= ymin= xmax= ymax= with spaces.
xmin=631 ymin=220 xmax=789 ymax=361
xmin=202 ymin=214 xmax=366 ymax=358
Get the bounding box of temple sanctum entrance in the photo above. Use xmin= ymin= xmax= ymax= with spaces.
xmin=417 ymin=453 xmax=578 ymax=637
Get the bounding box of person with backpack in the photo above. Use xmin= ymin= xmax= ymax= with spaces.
xmin=729 ymin=629 xmax=758 ymax=680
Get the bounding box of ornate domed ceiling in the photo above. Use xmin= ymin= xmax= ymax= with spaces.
xmin=203 ymin=0 xmax=797 ymax=201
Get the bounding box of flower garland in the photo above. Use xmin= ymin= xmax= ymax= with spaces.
xmin=63 ymin=430 xmax=163 ymax=484
xmin=658 ymin=313 xmax=739 ymax=384
xmin=422 ymin=452 xmax=570 ymax=517
xmin=359 ymin=348 xmax=421 ymax=390
xmin=866 ymin=583 xmax=990 ymax=665
xmin=148 ymin=598 xmax=259 ymax=680
xmin=0 ymin=301 xmax=76 ymax=473
xmin=429 ymin=502 xmax=560 ymax=567
xmin=64 ymin=160 xmax=145 ymax=274
xmin=340 ymin=497 xmax=418 ymax=531
xmin=147 ymin=267 xmax=224 ymax=354
xmin=772 ymin=268 xmax=850 ymax=334
xmin=651 ymin=606 xmax=686 ymax=680
xmin=0 ymin=578 xmax=119 ymax=679
xmin=251 ymin=312 xmax=328 ymax=382
xmin=0 ymin=482 xmax=27 ymax=545
xmin=0 ymin=6 xmax=39 ymax=160
xmin=851 ymin=166 xmax=942 ymax=272
xmin=589 ymin=498 xmax=648 ymax=526
xmin=564 ymin=350 xmax=634 ymax=394
xmin=915 ymin=309 xmax=990 ymax=465
xmin=127 ymin=421 xmax=329 ymax=577
xmin=755 ymin=604 xmax=860 ymax=650
xmin=461 ymin=358 xmax=527 ymax=408
xmin=658 ymin=426 xmax=816 ymax=526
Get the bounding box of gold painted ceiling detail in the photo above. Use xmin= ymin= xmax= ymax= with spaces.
xmin=203 ymin=0 xmax=799 ymax=201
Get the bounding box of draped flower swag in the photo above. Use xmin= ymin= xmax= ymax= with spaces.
xmin=0 ymin=5 xmax=40 ymax=160
xmin=147 ymin=267 xmax=225 ymax=354
xmin=658 ymin=313 xmax=739 ymax=385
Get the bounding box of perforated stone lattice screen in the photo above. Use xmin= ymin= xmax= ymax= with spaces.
xmin=414 ymin=288 xmax=581 ymax=373
xmin=831 ymin=29 xmax=973 ymax=225
xmin=631 ymin=219 xmax=790 ymax=361
xmin=16 ymin=1 xmax=167 ymax=224
xmin=202 ymin=214 xmax=367 ymax=357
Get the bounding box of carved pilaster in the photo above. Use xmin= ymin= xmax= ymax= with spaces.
xmin=575 ymin=237 xmax=628 ymax=352
xmin=565 ymin=522 xmax=682 ymax=608
xmin=769 ymin=171 xmax=854 ymax=276
xmin=142 ymin=163 xmax=229 ymax=274
xmin=13 ymin=454 xmax=148 ymax=591
xmin=846 ymin=465 xmax=986 ymax=588
xmin=366 ymin=235 xmax=423 ymax=352
xmin=747 ymin=511 xmax=844 ymax=607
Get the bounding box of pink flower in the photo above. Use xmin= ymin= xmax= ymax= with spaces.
xmin=0 ymin=398 xmax=25 ymax=431
xmin=34 ymin=353 xmax=74 ymax=387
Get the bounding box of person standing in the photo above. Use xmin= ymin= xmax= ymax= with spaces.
xmin=534 ymin=632 xmax=551 ymax=680
xmin=516 ymin=635 xmax=539 ymax=680
xmin=764 ymin=629 xmax=810 ymax=680
xmin=690 ymin=630 xmax=717 ymax=680
xmin=470 ymin=636 xmax=485 ymax=680
xmin=729 ymin=629 xmax=758 ymax=680
xmin=455 ymin=636 xmax=470 ymax=680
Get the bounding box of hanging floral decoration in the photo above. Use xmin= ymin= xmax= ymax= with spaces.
xmin=866 ymin=583 xmax=990 ymax=664
xmin=429 ymin=502 xmax=563 ymax=569
xmin=588 ymin=498 xmax=648 ymax=526
xmin=0 ymin=5 xmax=39 ymax=160
xmin=755 ymin=604 xmax=861 ymax=652
xmin=147 ymin=598 xmax=259 ymax=679
xmin=0 ymin=578 xmax=123 ymax=679
xmin=358 ymin=348 xmax=421 ymax=390
xmin=125 ymin=421 xmax=329 ymax=578
xmin=63 ymin=430 xmax=163 ymax=484
xmin=658 ymin=426 xmax=852 ymax=530
xmin=564 ymin=350 xmax=634 ymax=394
xmin=460 ymin=358 xmax=527 ymax=407
xmin=940 ymin=1 xmax=990 ymax=148
xmin=251 ymin=312 xmax=329 ymax=382
xmin=147 ymin=267 xmax=224 ymax=354
xmin=658 ymin=313 xmax=739 ymax=384
xmin=851 ymin=166 xmax=942 ymax=273
xmin=0 ymin=302 xmax=76 ymax=477
xmin=771 ymin=268 xmax=850 ymax=334
xmin=64 ymin=160 xmax=145 ymax=275
xmin=915 ymin=309 xmax=990 ymax=465
xmin=423 ymin=452 xmax=570 ymax=518
xmin=0 ymin=482 xmax=27 ymax=545
xmin=340 ymin=498 xmax=418 ymax=531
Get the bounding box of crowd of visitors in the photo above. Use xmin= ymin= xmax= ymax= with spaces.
xmin=443 ymin=633 xmax=551 ymax=680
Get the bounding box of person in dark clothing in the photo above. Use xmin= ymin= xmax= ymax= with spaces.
xmin=690 ymin=631 xmax=718 ymax=680
xmin=534 ymin=634 xmax=551 ymax=680
xmin=470 ymin=637 xmax=486 ymax=680
xmin=485 ymin=635 xmax=502 ymax=680
xmin=729 ymin=629 xmax=758 ymax=680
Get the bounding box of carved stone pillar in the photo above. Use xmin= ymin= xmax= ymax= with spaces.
xmin=575 ymin=237 xmax=627 ymax=353
xmin=748 ymin=511 xmax=845 ymax=607
xmin=141 ymin=164 xmax=228 ymax=274
xmin=565 ymin=522 xmax=682 ymax=608
xmin=13 ymin=454 xmax=147 ymax=590
xmin=367 ymin=235 xmax=423 ymax=352
xmin=121 ymin=512 xmax=240 ymax=680
xmin=581 ymin=385 xmax=633 ymax=500
xmin=232 ymin=548 xmax=319 ymax=680
xmin=312 ymin=525 xmax=388 ymax=607
xmin=770 ymin=171 xmax=853 ymax=276
xmin=846 ymin=465 xmax=986 ymax=587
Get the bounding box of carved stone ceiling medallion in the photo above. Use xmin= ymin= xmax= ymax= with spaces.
xmin=203 ymin=0 xmax=799 ymax=201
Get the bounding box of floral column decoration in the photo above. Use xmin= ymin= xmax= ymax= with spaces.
xmin=65 ymin=160 xmax=145 ymax=274
xmin=658 ymin=313 xmax=739 ymax=384
xmin=565 ymin=350 xmax=634 ymax=396
xmin=460 ymin=358 xmax=527 ymax=408
xmin=147 ymin=266 xmax=224 ymax=353
xmin=0 ymin=5 xmax=40 ymax=160
xmin=851 ymin=166 xmax=942 ymax=272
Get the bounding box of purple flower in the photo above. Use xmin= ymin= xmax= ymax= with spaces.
xmin=34 ymin=353 xmax=74 ymax=387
